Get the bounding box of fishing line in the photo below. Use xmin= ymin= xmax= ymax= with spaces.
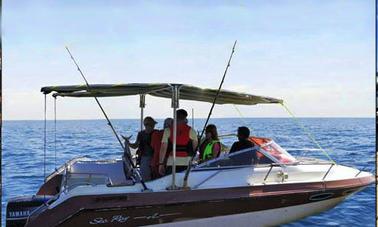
xmin=281 ymin=103 xmax=336 ymax=164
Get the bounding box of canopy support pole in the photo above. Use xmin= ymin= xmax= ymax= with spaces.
xmin=43 ymin=94 xmax=47 ymax=182
xmin=139 ymin=94 xmax=145 ymax=131
xmin=168 ymin=84 xmax=181 ymax=190
xmin=54 ymin=96 xmax=57 ymax=170
xmin=191 ymin=108 xmax=194 ymax=129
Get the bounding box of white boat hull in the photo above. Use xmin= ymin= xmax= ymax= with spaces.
xmin=156 ymin=196 xmax=347 ymax=227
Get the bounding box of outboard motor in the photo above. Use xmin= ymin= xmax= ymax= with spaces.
xmin=6 ymin=195 xmax=52 ymax=227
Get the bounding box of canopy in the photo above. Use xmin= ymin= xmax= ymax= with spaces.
xmin=41 ymin=83 xmax=283 ymax=105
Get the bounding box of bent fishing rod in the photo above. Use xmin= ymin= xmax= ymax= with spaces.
xmin=183 ymin=40 xmax=237 ymax=188
xmin=65 ymin=47 xmax=148 ymax=190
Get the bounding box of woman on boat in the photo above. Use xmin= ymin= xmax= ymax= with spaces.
xmin=199 ymin=124 xmax=221 ymax=163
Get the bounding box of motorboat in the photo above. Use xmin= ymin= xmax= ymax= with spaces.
xmin=6 ymin=83 xmax=374 ymax=227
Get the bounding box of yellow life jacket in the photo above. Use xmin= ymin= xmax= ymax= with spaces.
xmin=202 ymin=140 xmax=220 ymax=160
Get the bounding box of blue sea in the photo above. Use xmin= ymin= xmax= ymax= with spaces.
xmin=2 ymin=118 xmax=376 ymax=226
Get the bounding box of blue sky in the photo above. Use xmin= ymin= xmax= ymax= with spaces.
xmin=3 ymin=1 xmax=375 ymax=120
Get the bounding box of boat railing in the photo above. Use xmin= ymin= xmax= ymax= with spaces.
xmin=322 ymin=163 xmax=335 ymax=180
xmin=45 ymin=156 xmax=89 ymax=182
xmin=338 ymin=162 xmax=370 ymax=178
xmin=261 ymin=162 xmax=338 ymax=184
xmin=354 ymin=167 xmax=368 ymax=177
xmin=262 ymin=163 xmax=281 ymax=183
xmin=195 ymin=155 xmax=334 ymax=172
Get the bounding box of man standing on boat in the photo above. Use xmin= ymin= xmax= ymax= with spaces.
xmin=125 ymin=116 xmax=158 ymax=181
xmin=159 ymin=109 xmax=198 ymax=175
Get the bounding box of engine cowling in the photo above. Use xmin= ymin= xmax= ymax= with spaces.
xmin=6 ymin=195 xmax=52 ymax=227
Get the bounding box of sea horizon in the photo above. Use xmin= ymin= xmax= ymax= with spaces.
xmin=2 ymin=116 xmax=375 ymax=122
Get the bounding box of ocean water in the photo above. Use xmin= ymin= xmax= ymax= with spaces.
xmin=2 ymin=118 xmax=376 ymax=226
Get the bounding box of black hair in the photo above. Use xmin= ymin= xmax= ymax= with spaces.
xmin=176 ymin=109 xmax=188 ymax=120
xmin=237 ymin=126 xmax=250 ymax=139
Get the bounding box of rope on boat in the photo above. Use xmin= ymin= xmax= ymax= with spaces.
xmin=280 ymin=103 xmax=336 ymax=164
xmin=232 ymin=104 xmax=249 ymax=125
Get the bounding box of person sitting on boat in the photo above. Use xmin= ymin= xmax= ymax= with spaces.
xmin=125 ymin=116 xmax=158 ymax=181
xmin=150 ymin=118 xmax=173 ymax=179
xmin=159 ymin=109 xmax=198 ymax=175
xmin=199 ymin=124 xmax=221 ymax=163
xmin=229 ymin=126 xmax=258 ymax=164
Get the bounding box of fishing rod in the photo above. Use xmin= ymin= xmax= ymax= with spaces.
xmin=183 ymin=40 xmax=237 ymax=188
xmin=65 ymin=47 xmax=148 ymax=190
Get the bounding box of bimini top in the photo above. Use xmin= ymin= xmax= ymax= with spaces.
xmin=41 ymin=83 xmax=283 ymax=105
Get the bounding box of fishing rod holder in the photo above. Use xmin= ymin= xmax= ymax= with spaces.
xmin=263 ymin=163 xmax=285 ymax=184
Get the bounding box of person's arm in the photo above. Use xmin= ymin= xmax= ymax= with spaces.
xmin=158 ymin=129 xmax=170 ymax=175
xmin=252 ymin=149 xmax=259 ymax=165
xmin=159 ymin=143 xmax=168 ymax=176
xmin=212 ymin=142 xmax=221 ymax=158
xmin=159 ymin=143 xmax=168 ymax=162
xmin=189 ymin=128 xmax=198 ymax=154
xmin=229 ymin=142 xmax=236 ymax=153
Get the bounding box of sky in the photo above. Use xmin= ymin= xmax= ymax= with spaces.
xmin=2 ymin=0 xmax=375 ymax=120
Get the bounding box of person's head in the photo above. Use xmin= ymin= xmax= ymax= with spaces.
xmin=237 ymin=126 xmax=250 ymax=141
xmin=176 ymin=109 xmax=188 ymax=122
xmin=143 ymin=116 xmax=157 ymax=132
xmin=163 ymin=118 xmax=173 ymax=129
xmin=205 ymin=124 xmax=219 ymax=140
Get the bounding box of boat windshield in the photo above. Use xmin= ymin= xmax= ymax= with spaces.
xmin=255 ymin=139 xmax=297 ymax=164
xmin=197 ymin=137 xmax=296 ymax=169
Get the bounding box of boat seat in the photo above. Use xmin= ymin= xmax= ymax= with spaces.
xmin=66 ymin=159 xmax=130 ymax=186
xmin=106 ymin=180 xmax=135 ymax=187
xmin=64 ymin=173 xmax=111 ymax=191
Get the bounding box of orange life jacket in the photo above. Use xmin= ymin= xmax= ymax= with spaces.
xmin=168 ymin=123 xmax=192 ymax=157
xmin=150 ymin=130 xmax=164 ymax=167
